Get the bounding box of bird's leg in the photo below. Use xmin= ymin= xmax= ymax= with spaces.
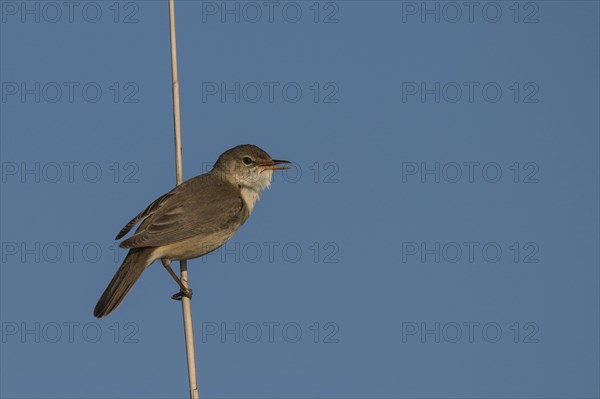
xmin=161 ymin=258 xmax=193 ymax=301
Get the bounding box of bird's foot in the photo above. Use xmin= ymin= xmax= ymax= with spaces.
xmin=171 ymin=288 xmax=193 ymax=301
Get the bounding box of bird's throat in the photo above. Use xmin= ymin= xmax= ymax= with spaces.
xmin=240 ymin=186 xmax=261 ymax=213
xmin=237 ymin=169 xmax=272 ymax=213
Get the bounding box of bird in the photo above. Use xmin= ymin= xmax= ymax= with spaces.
xmin=93 ymin=144 xmax=289 ymax=318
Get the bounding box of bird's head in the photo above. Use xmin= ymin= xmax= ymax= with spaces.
xmin=213 ymin=144 xmax=290 ymax=191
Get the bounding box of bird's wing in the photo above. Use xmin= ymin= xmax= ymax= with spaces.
xmin=115 ymin=190 xmax=175 ymax=240
xmin=119 ymin=175 xmax=247 ymax=249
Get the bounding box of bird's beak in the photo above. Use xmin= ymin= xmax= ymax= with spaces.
xmin=257 ymin=160 xmax=291 ymax=170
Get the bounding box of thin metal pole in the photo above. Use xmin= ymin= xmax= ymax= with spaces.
xmin=168 ymin=1 xmax=199 ymax=398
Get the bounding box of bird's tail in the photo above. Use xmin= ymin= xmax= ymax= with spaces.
xmin=94 ymin=248 xmax=154 ymax=318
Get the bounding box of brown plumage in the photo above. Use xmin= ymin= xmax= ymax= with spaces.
xmin=93 ymin=144 xmax=289 ymax=318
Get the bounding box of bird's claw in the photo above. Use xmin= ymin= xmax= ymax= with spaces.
xmin=171 ymin=288 xmax=193 ymax=301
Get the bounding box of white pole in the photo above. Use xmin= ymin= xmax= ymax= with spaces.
xmin=168 ymin=1 xmax=199 ymax=398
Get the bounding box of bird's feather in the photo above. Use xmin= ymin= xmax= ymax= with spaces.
xmin=93 ymin=247 xmax=153 ymax=318
xmin=115 ymin=191 xmax=175 ymax=240
xmin=118 ymin=173 xmax=248 ymax=249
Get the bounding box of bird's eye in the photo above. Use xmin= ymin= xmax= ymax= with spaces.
xmin=242 ymin=157 xmax=253 ymax=165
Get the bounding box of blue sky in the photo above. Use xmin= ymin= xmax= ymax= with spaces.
xmin=1 ymin=1 xmax=599 ymax=398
